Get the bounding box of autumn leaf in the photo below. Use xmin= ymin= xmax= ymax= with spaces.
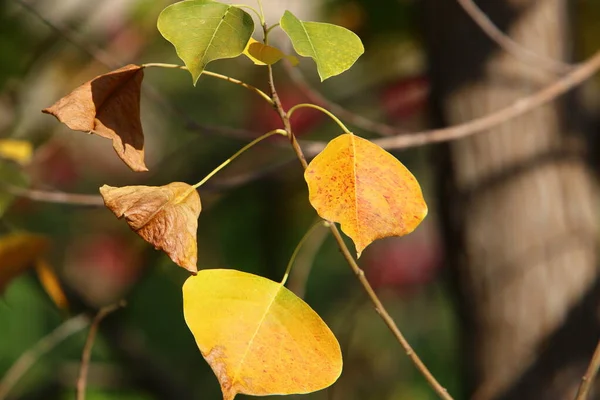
xmin=35 ymin=258 xmax=69 ymax=311
xmin=243 ymin=38 xmax=285 ymax=66
xmin=304 ymin=133 xmax=428 ymax=257
xmin=183 ymin=269 xmax=342 ymax=400
xmin=42 ymin=65 xmax=147 ymax=172
xmin=0 ymin=139 xmax=33 ymax=165
xmin=100 ymin=182 xmax=201 ymax=273
xmin=0 ymin=233 xmax=50 ymax=293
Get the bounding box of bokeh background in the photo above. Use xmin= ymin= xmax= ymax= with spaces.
xmin=1 ymin=0 xmax=600 ymax=399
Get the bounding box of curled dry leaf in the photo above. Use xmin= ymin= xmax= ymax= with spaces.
xmin=42 ymin=65 xmax=147 ymax=172
xmin=100 ymin=182 xmax=201 ymax=273
xmin=305 ymin=133 xmax=428 ymax=257
xmin=184 ymin=269 xmax=342 ymax=400
xmin=35 ymin=258 xmax=69 ymax=311
xmin=0 ymin=233 xmax=50 ymax=293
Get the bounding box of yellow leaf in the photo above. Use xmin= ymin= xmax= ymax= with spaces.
xmin=0 ymin=139 xmax=33 ymax=165
xmin=304 ymin=133 xmax=427 ymax=257
xmin=243 ymin=38 xmax=285 ymax=66
xmin=43 ymin=65 xmax=147 ymax=172
xmin=100 ymin=182 xmax=201 ymax=273
xmin=0 ymin=233 xmax=50 ymax=293
xmin=183 ymin=269 xmax=342 ymax=400
xmin=35 ymin=258 xmax=69 ymax=311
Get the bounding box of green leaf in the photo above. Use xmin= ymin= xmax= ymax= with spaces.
xmin=157 ymin=1 xmax=254 ymax=85
xmin=280 ymin=10 xmax=364 ymax=81
xmin=183 ymin=269 xmax=342 ymax=400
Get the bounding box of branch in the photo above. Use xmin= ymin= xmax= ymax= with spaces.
xmin=302 ymin=49 xmax=600 ymax=155
xmin=77 ymin=301 xmax=125 ymax=400
xmin=456 ymin=0 xmax=571 ymax=74
xmin=0 ymin=314 xmax=90 ymax=400
xmin=2 ymin=184 xmax=104 ymax=206
xmin=265 ymin=25 xmax=453 ymax=400
xmin=574 ymin=338 xmax=600 ymax=400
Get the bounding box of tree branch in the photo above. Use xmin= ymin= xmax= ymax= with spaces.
xmin=574 ymin=338 xmax=600 ymax=400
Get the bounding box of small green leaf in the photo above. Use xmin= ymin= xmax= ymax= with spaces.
xmin=280 ymin=10 xmax=364 ymax=81
xmin=157 ymin=1 xmax=254 ymax=85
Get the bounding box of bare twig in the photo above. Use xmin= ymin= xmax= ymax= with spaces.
xmin=574 ymin=338 xmax=600 ymax=400
xmin=76 ymin=301 xmax=125 ymax=400
xmin=2 ymin=184 xmax=104 ymax=206
xmin=265 ymin=24 xmax=453 ymax=400
xmin=283 ymin=62 xmax=408 ymax=136
xmin=0 ymin=314 xmax=90 ymax=400
xmin=456 ymin=0 xmax=571 ymax=74
xmin=302 ymin=49 xmax=600 ymax=155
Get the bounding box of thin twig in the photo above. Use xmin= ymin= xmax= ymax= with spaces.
xmin=264 ymin=24 xmax=453 ymax=400
xmin=2 ymin=184 xmax=104 ymax=206
xmin=456 ymin=0 xmax=571 ymax=74
xmin=574 ymin=338 xmax=600 ymax=400
xmin=301 ymin=49 xmax=600 ymax=155
xmin=0 ymin=314 xmax=90 ymax=400
xmin=76 ymin=301 xmax=125 ymax=400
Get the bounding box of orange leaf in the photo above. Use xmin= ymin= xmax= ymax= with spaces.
xmin=183 ymin=269 xmax=342 ymax=400
xmin=0 ymin=233 xmax=50 ymax=293
xmin=100 ymin=182 xmax=201 ymax=273
xmin=304 ymin=133 xmax=427 ymax=257
xmin=35 ymin=258 xmax=69 ymax=311
xmin=42 ymin=65 xmax=147 ymax=172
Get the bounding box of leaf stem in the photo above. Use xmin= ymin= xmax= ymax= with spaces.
xmin=233 ymin=4 xmax=263 ymax=24
xmin=263 ymin=22 xmax=453 ymax=400
xmin=266 ymin=23 xmax=280 ymax=34
xmin=77 ymin=301 xmax=125 ymax=400
xmin=574 ymin=337 xmax=600 ymax=400
xmin=287 ymin=103 xmax=351 ymax=134
xmin=192 ymin=129 xmax=287 ymax=190
xmin=281 ymin=221 xmax=328 ymax=285
xmin=256 ymin=0 xmax=266 ymax=25
xmin=142 ymin=63 xmax=274 ymax=106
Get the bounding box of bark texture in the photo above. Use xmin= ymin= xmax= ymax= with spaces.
xmin=425 ymin=1 xmax=600 ymax=398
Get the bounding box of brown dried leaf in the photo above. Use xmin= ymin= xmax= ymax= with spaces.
xmin=100 ymin=182 xmax=201 ymax=273
xmin=0 ymin=233 xmax=50 ymax=293
xmin=43 ymin=65 xmax=147 ymax=172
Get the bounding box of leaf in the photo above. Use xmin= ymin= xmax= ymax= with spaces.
xmin=157 ymin=0 xmax=254 ymax=85
xmin=280 ymin=10 xmax=364 ymax=81
xmin=35 ymin=258 xmax=69 ymax=311
xmin=0 ymin=139 xmax=33 ymax=165
xmin=183 ymin=269 xmax=342 ymax=400
xmin=243 ymin=38 xmax=285 ymax=66
xmin=304 ymin=133 xmax=428 ymax=257
xmin=42 ymin=65 xmax=146 ymax=172
xmin=0 ymin=233 xmax=50 ymax=293
xmin=100 ymin=182 xmax=201 ymax=273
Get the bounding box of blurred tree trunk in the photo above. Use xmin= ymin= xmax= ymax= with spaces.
xmin=424 ymin=1 xmax=600 ymax=399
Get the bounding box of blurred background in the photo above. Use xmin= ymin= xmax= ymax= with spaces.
xmin=1 ymin=0 xmax=600 ymax=399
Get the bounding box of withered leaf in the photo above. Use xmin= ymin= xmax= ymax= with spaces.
xmin=0 ymin=233 xmax=50 ymax=294
xmin=100 ymin=182 xmax=201 ymax=273
xmin=43 ymin=65 xmax=147 ymax=172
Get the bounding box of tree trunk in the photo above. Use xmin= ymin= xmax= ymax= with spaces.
xmin=424 ymin=1 xmax=600 ymax=399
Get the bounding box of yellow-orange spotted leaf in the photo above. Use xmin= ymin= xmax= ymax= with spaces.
xmin=304 ymin=133 xmax=427 ymax=257
xmin=243 ymin=38 xmax=285 ymax=66
xmin=35 ymin=258 xmax=69 ymax=311
xmin=183 ymin=269 xmax=342 ymax=400
xmin=100 ymin=182 xmax=201 ymax=273
xmin=0 ymin=139 xmax=33 ymax=165
xmin=0 ymin=233 xmax=50 ymax=293
xmin=42 ymin=65 xmax=147 ymax=172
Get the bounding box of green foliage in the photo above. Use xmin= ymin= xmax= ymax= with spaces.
xmin=280 ymin=10 xmax=364 ymax=81
xmin=157 ymin=0 xmax=254 ymax=85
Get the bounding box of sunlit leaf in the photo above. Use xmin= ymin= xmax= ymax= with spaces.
xmin=100 ymin=182 xmax=201 ymax=273
xmin=42 ymin=65 xmax=146 ymax=172
xmin=157 ymin=0 xmax=254 ymax=85
xmin=35 ymin=258 xmax=69 ymax=311
xmin=280 ymin=10 xmax=364 ymax=81
xmin=304 ymin=133 xmax=427 ymax=257
xmin=0 ymin=233 xmax=50 ymax=293
xmin=183 ymin=269 xmax=342 ymax=400
xmin=243 ymin=38 xmax=285 ymax=66
xmin=0 ymin=139 xmax=33 ymax=165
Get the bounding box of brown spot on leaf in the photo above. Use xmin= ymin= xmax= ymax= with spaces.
xmin=43 ymin=65 xmax=147 ymax=172
xmin=100 ymin=182 xmax=201 ymax=273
